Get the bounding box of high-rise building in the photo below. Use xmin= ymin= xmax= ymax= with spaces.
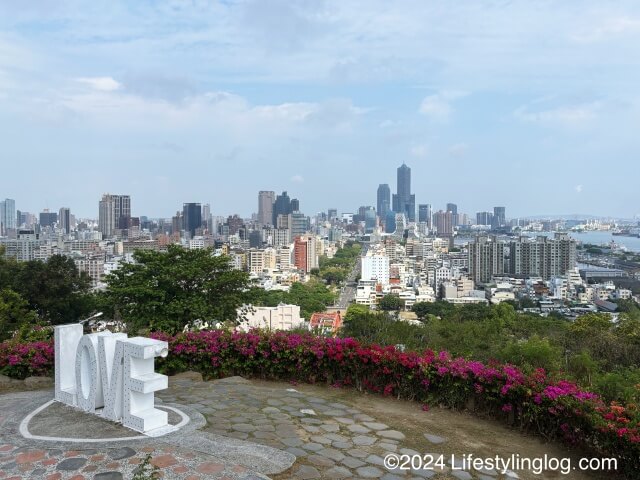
xmin=446 ymin=203 xmax=458 ymax=226
xmin=327 ymin=209 xmax=338 ymax=221
xmin=98 ymin=194 xmax=131 ymax=237
xmin=391 ymin=164 xmax=415 ymax=222
xmin=508 ymin=234 xmax=576 ymax=280
xmin=418 ymin=204 xmax=432 ymax=225
xmin=273 ymin=191 xmax=291 ymax=225
xmin=182 ymin=203 xmax=202 ymax=237
xmin=258 ymin=191 xmax=275 ymax=226
xmin=364 ymin=207 xmax=376 ymax=233
xmin=59 ymin=208 xmax=71 ymax=234
xmin=290 ymin=212 xmax=309 ymax=239
xmin=0 ymin=198 xmax=16 ymax=235
xmin=114 ymin=195 xmax=131 ymax=229
xmin=293 ymin=235 xmax=318 ymax=273
xmin=39 ymin=209 xmax=58 ymax=229
xmin=384 ymin=211 xmax=396 ymax=233
xmin=291 ymin=198 xmax=300 ymax=212
xmin=433 ymin=210 xmax=454 ymax=237
xmin=476 ymin=211 xmax=494 ymax=226
xmin=99 ymin=196 xmax=115 ymax=237
xmin=361 ymin=254 xmax=390 ymax=285
xmin=226 ymin=214 xmax=244 ymax=235
xmin=493 ymin=207 xmax=506 ymax=229
xmin=377 ymin=184 xmax=391 ymax=220
xmin=202 ymin=204 xmax=212 ymax=231
xmin=469 ymin=235 xmax=505 ymax=284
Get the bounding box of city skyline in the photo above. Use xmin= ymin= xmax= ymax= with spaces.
xmin=0 ymin=2 xmax=639 ymax=218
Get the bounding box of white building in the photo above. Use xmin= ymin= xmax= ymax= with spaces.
xmin=361 ymin=254 xmax=390 ymax=285
xmin=237 ymin=304 xmax=305 ymax=332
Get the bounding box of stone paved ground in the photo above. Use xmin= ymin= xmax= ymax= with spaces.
xmin=0 ymin=375 xmax=621 ymax=480
xmin=159 ymin=376 xmax=610 ymax=480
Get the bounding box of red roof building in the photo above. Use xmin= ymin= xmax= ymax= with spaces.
xmin=309 ymin=311 xmax=343 ymax=335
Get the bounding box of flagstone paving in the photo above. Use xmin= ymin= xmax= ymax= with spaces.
xmin=0 ymin=375 xmax=619 ymax=479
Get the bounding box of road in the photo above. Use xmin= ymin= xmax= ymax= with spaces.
xmin=335 ymin=244 xmax=366 ymax=310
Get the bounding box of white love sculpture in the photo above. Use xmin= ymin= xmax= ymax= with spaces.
xmin=54 ymin=324 xmax=170 ymax=434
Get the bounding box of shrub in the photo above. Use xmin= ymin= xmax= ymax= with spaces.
xmin=1 ymin=330 xmax=638 ymax=475
xmin=0 ymin=339 xmax=54 ymax=379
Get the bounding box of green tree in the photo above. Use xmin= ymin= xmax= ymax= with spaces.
xmin=105 ymin=245 xmax=250 ymax=334
xmin=378 ymin=294 xmax=403 ymax=312
xmin=344 ymin=303 xmax=369 ymax=321
xmin=500 ymin=336 xmax=562 ymax=371
xmin=615 ymin=314 xmax=640 ymax=345
xmin=0 ymin=289 xmax=38 ymax=341
xmin=321 ymin=267 xmax=347 ymax=285
xmin=568 ymin=351 xmax=599 ymax=385
xmin=12 ymin=255 xmax=93 ymax=324
xmin=412 ymin=302 xmax=435 ymax=320
xmin=569 ymin=313 xmax=612 ymax=337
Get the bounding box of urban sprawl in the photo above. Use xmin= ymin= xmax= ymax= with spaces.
xmin=1 ymin=163 xmax=638 ymax=331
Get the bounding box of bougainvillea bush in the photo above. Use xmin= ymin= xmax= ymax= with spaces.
xmin=0 ymin=340 xmax=54 ymax=379
xmin=1 ymin=329 xmax=638 ymax=475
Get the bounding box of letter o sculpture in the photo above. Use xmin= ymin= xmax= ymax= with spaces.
xmin=75 ymin=335 xmax=101 ymax=412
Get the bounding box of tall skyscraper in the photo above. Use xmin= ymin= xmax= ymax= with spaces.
xmin=272 ymin=191 xmax=292 ymax=225
xmin=392 ymin=164 xmax=415 ymax=222
xmin=202 ymin=203 xmax=212 ymax=231
xmin=418 ymin=204 xmax=432 ymax=225
xmin=446 ymin=203 xmax=458 ymax=226
xmin=291 ymin=198 xmax=300 ymax=212
xmin=59 ymin=207 xmax=71 ymax=234
xmin=258 ymin=191 xmax=275 ymax=226
xmin=99 ymin=196 xmax=115 ymax=237
xmin=493 ymin=207 xmax=506 ymax=229
xmin=98 ymin=194 xmax=130 ymax=237
xmin=376 ymin=184 xmax=391 ymax=220
xmin=327 ymin=209 xmax=338 ymax=221
xmin=0 ymin=198 xmax=16 ymax=235
xmin=182 ymin=203 xmax=202 ymax=237
xmin=114 ymin=195 xmax=131 ymax=229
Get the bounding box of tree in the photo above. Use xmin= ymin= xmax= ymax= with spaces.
xmin=344 ymin=303 xmax=370 ymax=322
xmin=0 ymin=289 xmax=38 ymax=341
xmin=412 ymin=302 xmax=431 ymax=320
xmin=500 ymin=336 xmax=562 ymax=372
xmin=615 ymin=314 xmax=640 ymax=345
xmin=378 ymin=294 xmax=403 ymax=312
xmin=12 ymin=255 xmax=93 ymax=324
xmin=321 ymin=267 xmax=347 ymax=285
xmin=569 ymin=313 xmax=612 ymax=337
xmin=105 ymin=245 xmax=250 ymax=334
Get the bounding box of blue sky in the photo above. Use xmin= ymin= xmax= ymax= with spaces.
xmin=0 ymin=1 xmax=639 ymax=219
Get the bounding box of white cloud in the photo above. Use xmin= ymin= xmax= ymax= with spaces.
xmin=514 ymin=102 xmax=602 ymax=128
xmin=76 ymin=76 xmax=121 ymax=92
xmin=31 ymin=79 xmax=365 ymax=138
xmin=571 ymin=16 xmax=640 ymax=43
xmin=291 ymin=174 xmax=304 ymax=183
xmin=409 ymin=144 xmax=428 ymax=159
xmin=575 ymin=184 xmax=583 ymax=193
xmin=419 ymin=91 xmax=467 ymax=121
